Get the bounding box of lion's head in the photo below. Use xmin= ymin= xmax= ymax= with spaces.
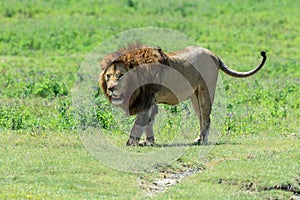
xmin=99 ymin=44 xmax=169 ymax=115
xmin=100 ymin=61 xmax=128 ymax=105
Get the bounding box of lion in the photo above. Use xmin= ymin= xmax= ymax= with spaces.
xmin=99 ymin=43 xmax=267 ymax=146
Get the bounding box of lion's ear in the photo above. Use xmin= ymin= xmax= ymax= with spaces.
xmin=155 ymin=46 xmax=162 ymax=51
xmin=154 ymin=46 xmax=168 ymax=65
xmin=99 ymin=70 xmax=109 ymax=100
xmin=100 ymin=52 xmax=119 ymax=70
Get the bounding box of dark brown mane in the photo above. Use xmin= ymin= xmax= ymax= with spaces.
xmin=100 ymin=43 xmax=169 ymax=70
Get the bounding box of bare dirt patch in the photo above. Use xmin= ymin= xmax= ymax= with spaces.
xmin=139 ymin=165 xmax=203 ymax=197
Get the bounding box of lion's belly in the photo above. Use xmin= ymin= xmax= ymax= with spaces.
xmin=154 ymin=86 xmax=194 ymax=105
xmin=154 ymin=90 xmax=181 ymax=105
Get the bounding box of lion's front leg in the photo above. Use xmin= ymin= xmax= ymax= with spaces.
xmin=126 ymin=103 xmax=158 ymax=146
xmin=144 ymin=103 xmax=158 ymax=146
xmin=144 ymin=122 xmax=155 ymax=146
xmin=126 ymin=107 xmax=152 ymax=146
xmin=126 ymin=123 xmax=145 ymax=146
xmin=126 ymin=123 xmax=155 ymax=146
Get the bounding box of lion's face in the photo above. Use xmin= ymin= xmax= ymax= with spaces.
xmin=102 ymin=62 xmax=129 ymax=105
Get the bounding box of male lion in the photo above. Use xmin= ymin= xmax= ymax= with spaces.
xmin=99 ymin=44 xmax=266 ymax=146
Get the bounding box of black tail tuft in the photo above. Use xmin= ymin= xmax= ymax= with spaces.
xmin=260 ymin=51 xmax=266 ymax=58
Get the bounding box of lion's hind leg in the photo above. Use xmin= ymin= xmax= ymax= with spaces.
xmin=190 ymin=93 xmax=203 ymax=145
xmin=190 ymin=87 xmax=212 ymax=145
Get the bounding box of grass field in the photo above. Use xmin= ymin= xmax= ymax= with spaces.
xmin=0 ymin=0 xmax=299 ymax=199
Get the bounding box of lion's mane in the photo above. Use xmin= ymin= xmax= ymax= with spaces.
xmin=100 ymin=43 xmax=169 ymax=115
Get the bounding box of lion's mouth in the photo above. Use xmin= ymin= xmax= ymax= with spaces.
xmin=111 ymin=93 xmax=124 ymax=105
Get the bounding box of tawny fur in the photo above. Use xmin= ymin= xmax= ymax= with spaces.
xmin=99 ymin=44 xmax=266 ymax=145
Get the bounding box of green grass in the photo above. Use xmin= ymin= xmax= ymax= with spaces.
xmin=155 ymin=136 xmax=300 ymax=199
xmin=0 ymin=0 xmax=299 ymax=199
xmin=0 ymin=131 xmax=140 ymax=199
xmin=1 ymin=132 xmax=299 ymax=199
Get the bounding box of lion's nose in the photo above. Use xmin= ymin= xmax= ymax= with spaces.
xmin=108 ymin=86 xmax=115 ymax=92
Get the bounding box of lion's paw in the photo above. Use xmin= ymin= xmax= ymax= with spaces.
xmin=193 ymin=136 xmax=201 ymax=145
xmin=193 ymin=136 xmax=208 ymax=145
xmin=138 ymin=136 xmax=155 ymax=147
xmin=145 ymin=136 xmax=155 ymax=146
xmin=126 ymin=136 xmax=140 ymax=146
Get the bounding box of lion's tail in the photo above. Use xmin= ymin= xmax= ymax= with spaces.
xmin=218 ymin=51 xmax=267 ymax=78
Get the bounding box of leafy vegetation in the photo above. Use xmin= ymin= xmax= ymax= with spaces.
xmin=0 ymin=0 xmax=299 ymax=199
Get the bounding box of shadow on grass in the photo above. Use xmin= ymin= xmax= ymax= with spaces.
xmin=143 ymin=141 xmax=241 ymax=148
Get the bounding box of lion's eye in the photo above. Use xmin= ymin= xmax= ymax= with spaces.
xmin=118 ymin=73 xmax=124 ymax=79
xmin=106 ymin=74 xmax=111 ymax=79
